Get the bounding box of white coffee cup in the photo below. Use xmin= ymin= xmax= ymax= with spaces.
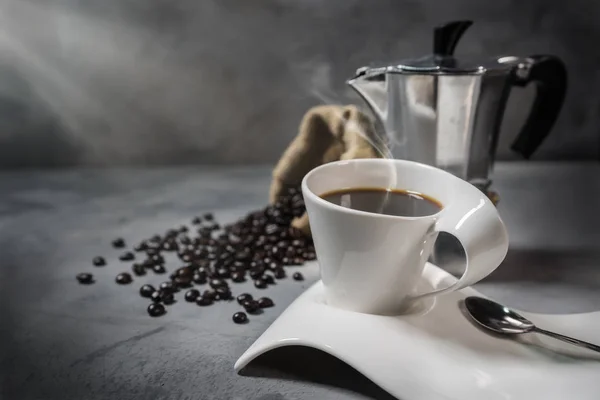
xmin=302 ymin=159 xmax=509 ymax=315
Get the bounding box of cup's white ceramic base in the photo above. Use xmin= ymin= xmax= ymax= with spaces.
xmin=235 ymin=262 xmax=600 ymax=400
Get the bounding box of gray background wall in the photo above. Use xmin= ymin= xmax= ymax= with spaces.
xmin=0 ymin=0 xmax=598 ymax=168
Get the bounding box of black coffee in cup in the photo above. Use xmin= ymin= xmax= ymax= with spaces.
xmin=320 ymin=187 xmax=442 ymax=217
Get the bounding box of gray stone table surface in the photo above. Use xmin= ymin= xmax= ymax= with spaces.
xmin=1 ymin=162 xmax=600 ymax=400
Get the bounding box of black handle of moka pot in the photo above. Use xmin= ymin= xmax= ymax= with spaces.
xmin=510 ymin=55 xmax=568 ymax=158
xmin=433 ymin=20 xmax=473 ymax=56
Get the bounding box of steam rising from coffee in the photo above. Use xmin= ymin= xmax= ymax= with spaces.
xmin=298 ymin=61 xmax=398 ymax=213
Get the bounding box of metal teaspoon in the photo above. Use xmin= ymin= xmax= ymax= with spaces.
xmin=464 ymin=296 xmax=600 ymax=353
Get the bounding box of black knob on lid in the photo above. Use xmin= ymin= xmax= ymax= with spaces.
xmin=433 ymin=20 xmax=473 ymax=56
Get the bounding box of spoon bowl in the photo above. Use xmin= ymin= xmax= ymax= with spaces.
xmin=464 ymin=296 xmax=534 ymax=334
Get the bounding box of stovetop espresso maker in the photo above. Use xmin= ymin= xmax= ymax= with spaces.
xmin=348 ymin=20 xmax=567 ymax=191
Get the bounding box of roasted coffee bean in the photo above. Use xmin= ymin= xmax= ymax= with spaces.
xmin=282 ymin=257 xmax=292 ymax=265
xmin=112 ymin=238 xmax=126 ymax=248
xmin=174 ymin=275 xmax=192 ymax=288
xmin=232 ymin=312 xmax=248 ymax=324
xmin=192 ymin=272 xmax=208 ymax=285
xmin=92 ymin=256 xmax=106 ymax=267
xmin=231 ymin=271 xmax=246 ymax=283
xmin=152 ymin=264 xmax=167 ymax=274
xmin=204 ymin=213 xmax=214 ymax=221
xmin=237 ymin=293 xmax=253 ymax=305
xmin=273 ymin=268 xmax=286 ymax=279
xmin=262 ymin=274 xmax=275 ymax=284
xmin=159 ymin=281 xmax=177 ymax=293
xmin=263 ymin=257 xmax=273 ymax=265
xmin=162 ymin=291 xmax=175 ymax=305
xmin=210 ymin=223 xmax=221 ymax=230
xmin=293 ymin=272 xmax=304 ymax=281
xmin=140 ymin=284 xmax=155 ymax=298
xmin=179 ymin=236 xmax=192 ymax=245
xmin=254 ymin=278 xmax=267 ymax=289
xmin=191 ymin=216 xmax=202 ymax=225
xmin=116 ymin=273 xmax=133 ymax=284
xmin=214 ymin=267 xmax=231 ymax=279
xmin=76 ymin=273 xmax=94 ymax=284
xmin=119 ymin=252 xmax=135 ymax=261
xmin=203 ymin=289 xmax=217 ymax=300
xmin=242 ymin=300 xmax=260 ymax=314
xmin=150 ymin=291 xmax=162 ymax=303
xmin=249 ymin=268 xmax=264 ymax=280
xmin=184 ymin=289 xmax=200 ymax=302
xmin=180 ymin=253 xmax=193 ymax=263
xmin=162 ymin=240 xmax=178 ymax=251
xmin=147 ymin=303 xmax=166 ymax=317
xmin=209 ymin=278 xmax=227 ymax=289
xmin=304 ymin=252 xmax=316 ymax=260
xmin=215 ymin=286 xmax=232 ymax=300
xmin=175 ymin=266 xmax=193 ymax=278
xmin=265 ymin=224 xmax=278 ymax=235
xmin=132 ymin=263 xmax=146 ymax=276
xmin=267 ymin=261 xmax=281 ymax=271
xmin=258 ymin=297 xmax=274 ymax=308
xmin=179 ymin=225 xmax=189 ymax=233
xmin=134 ymin=242 xmax=148 ymax=252
xmin=196 ymin=295 xmax=213 ymax=306
xmin=150 ymin=254 xmax=165 ymax=264
xmin=292 ymin=239 xmax=305 ymax=248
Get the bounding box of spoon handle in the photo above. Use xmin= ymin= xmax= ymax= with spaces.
xmin=533 ymin=327 xmax=600 ymax=353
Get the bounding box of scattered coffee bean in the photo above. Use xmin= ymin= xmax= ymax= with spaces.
xmin=150 ymin=254 xmax=165 ymax=264
xmin=185 ymin=289 xmax=200 ymax=302
xmin=162 ymin=240 xmax=178 ymax=251
xmin=119 ymin=252 xmax=135 ymax=261
xmin=204 ymin=213 xmax=214 ymax=221
xmin=175 ymin=266 xmax=193 ymax=278
xmin=162 ymin=291 xmax=175 ymax=305
xmin=254 ymin=278 xmax=267 ymax=289
xmin=179 ymin=225 xmax=189 ymax=233
xmin=262 ymin=274 xmax=275 ymax=284
xmin=215 ymin=286 xmax=232 ymax=300
xmin=116 ymin=272 xmax=133 ymax=284
xmin=191 ymin=216 xmax=202 ymax=225
xmin=209 ymin=278 xmax=227 ymax=289
xmin=249 ymin=268 xmax=264 ymax=280
xmin=258 ymin=297 xmax=274 ymax=308
xmin=148 ymin=303 xmax=166 ymax=317
xmin=193 ymin=272 xmax=207 ymax=284
xmin=196 ymin=295 xmax=213 ymax=306
xmin=293 ymin=272 xmax=304 ymax=281
xmin=150 ymin=291 xmax=162 ymax=303
xmin=152 ymin=264 xmax=167 ymax=274
xmin=112 ymin=238 xmax=126 ymax=248
xmin=174 ymin=275 xmax=192 ymax=288
xmin=232 ymin=312 xmax=248 ymax=324
xmin=293 ymin=257 xmax=304 ymax=265
xmin=159 ymin=281 xmax=177 ymax=293
xmin=76 ymin=273 xmax=94 ymax=284
xmin=237 ymin=293 xmax=253 ymax=305
xmin=92 ymin=256 xmax=106 ymax=267
xmin=140 ymin=284 xmax=155 ymax=298
xmin=273 ymin=268 xmax=286 ymax=279
xmin=132 ymin=263 xmax=146 ymax=276
xmin=203 ymin=289 xmax=217 ymax=300
xmin=242 ymin=300 xmax=260 ymax=314
xmin=231 ymin=271 xmax=245 ymax=282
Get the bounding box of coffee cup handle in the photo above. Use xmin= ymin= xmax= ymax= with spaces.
xmin=408 ymin=183 xmax=509 ymax=301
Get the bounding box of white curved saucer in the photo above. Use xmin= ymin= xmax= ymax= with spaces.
xmin=235 ymin=262 xmax=600 ymax=400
